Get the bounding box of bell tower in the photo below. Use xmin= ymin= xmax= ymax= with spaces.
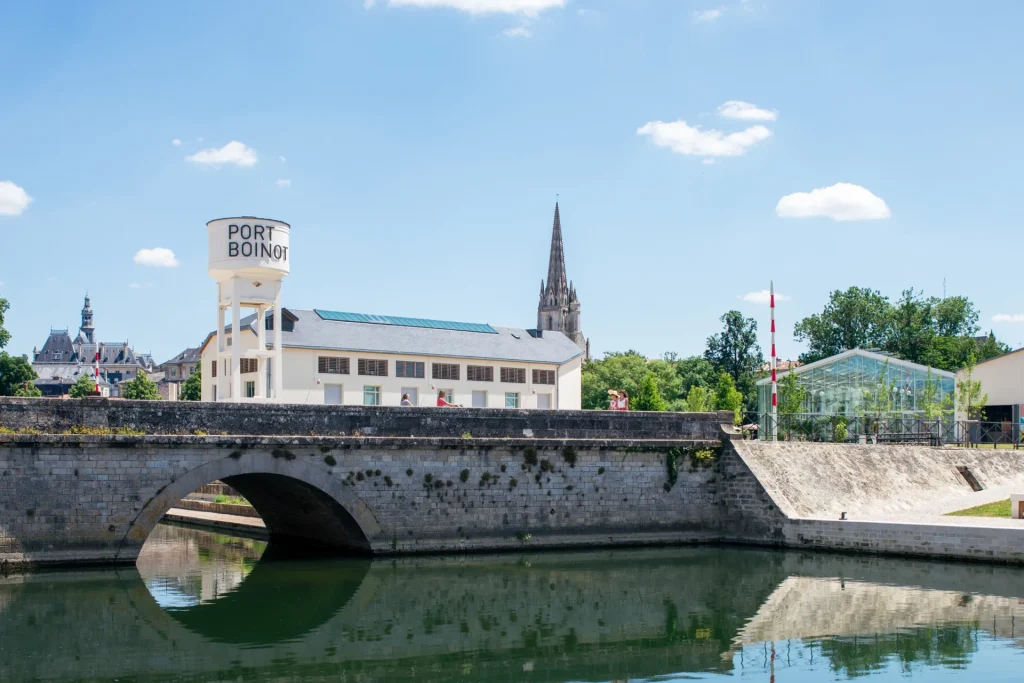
xmin=537 ymin=203 xmax=587 ymax=355
xmin=79 ymin=295 xmax=95 ymax=344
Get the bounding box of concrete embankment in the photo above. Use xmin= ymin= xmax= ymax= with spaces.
xmin=162 ymin=508 xmax=268 ymax=540
xmin=727 ymin=440 xmax=1024 ymax=564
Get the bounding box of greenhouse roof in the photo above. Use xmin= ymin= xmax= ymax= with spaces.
xmin=756 ymin=348 xmax=955 ymax=386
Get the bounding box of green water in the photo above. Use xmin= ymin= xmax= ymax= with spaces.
xmin=2 ymin=524 xmax=1023 ymax=682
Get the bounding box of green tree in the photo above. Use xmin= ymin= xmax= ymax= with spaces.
xmin=0 ymin=352 xmax=38 ymax=396
xmin=919 ymin=369 xmax=953 ymax=419
xmin=69 ymin=375 xmax=97 ymax=398
xmin=956 ymin=357 xmax=988 ymax=420
xmin=0 ymin=297 xmax=10 ymax=350
xmin=14 ymin=382 xmax=42 ymax=397
xmin=794 ymin=287 xmax=892 ymax=363
xmin=675 ymin=356 xmax=718 ymax=396
xmin=776 ymin=370 xmax=808 ymax=417
xmin=179 ymin=362 xmax=202 ymax=401
xmin=704 ymin=310 xmax=763 ymax=409
xmin=712 ymin=372 xmax=743 ymax=424
xmin=121 ymin=372 xmax=161 ymax=400
xmin=682 ymin=385 xmax=714 ymax=412
xmin=581 ymin=351 xmax=681 ymax=410
xmin=975 ymin=330 xmax=1010 ymax=362
xmin=885 ymin=288 xmax=938 ymax=365
xmin=632 ymin=372 xmax=667 ymax=411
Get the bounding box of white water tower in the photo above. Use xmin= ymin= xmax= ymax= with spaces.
xmin=207 ymin=216 xmax=291 ymax=402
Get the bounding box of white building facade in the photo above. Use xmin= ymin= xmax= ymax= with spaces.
xmin=198 ymin=309 xmax=583 ymax=409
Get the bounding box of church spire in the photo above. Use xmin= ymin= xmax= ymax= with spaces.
xmin=545 ymin=202 xmax=568 ymax=301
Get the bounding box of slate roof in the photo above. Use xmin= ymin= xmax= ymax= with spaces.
xmin=203 ymin=308 xmax=585 ymax=365
xmin=36 ymin=330 xmax=77 ymax=363
xmin=161 ymin=347 xmax=201 ymax=366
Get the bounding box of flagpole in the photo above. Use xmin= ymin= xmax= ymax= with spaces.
xmin=770 ymin=281 xmax=777 ymax=442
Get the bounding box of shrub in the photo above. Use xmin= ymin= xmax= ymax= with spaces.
xmin=459 ymin=469 xmax=470 ymax=482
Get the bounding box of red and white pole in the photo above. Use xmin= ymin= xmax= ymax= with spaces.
xmin=770 ymin=280 xmax=777 ymax=442
xmin=94 ymin=349 xmax=101 ymax=396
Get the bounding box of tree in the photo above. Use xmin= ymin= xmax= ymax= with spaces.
xmin=179 ymin=362 xmax=202 ymax=401
xmin=0 ymin=297 xmax=10 ymax=350
xmin=675 ymin=356 xmax=718 ymax=397
xmin=956 ymin=357 xmax=988 ymax=421
xmin=794 ymin=287 xmax=891 ymax=363
xmin=776 ymin=370 xmax=808 ymax=417
xmin=861 ymin=360 xmax=897 ymax=420
xmin=919 ymin=369 xmax=952 ymax=419
xmin=69 ymin=375 xmax=97 ymax=398
xmin=885 ymin=288 xmax=938 ymax=366
xmin=632 ymin=372 xmax=667 ymax=411
xmin=683 ymin=385 xmax=714 ymax=412
xmin=121 ymin=373 xmax=161 ymax=400
xmin=712 ymin=372 xmax=743 ymax=424
xmin=581 ymin=351 xmax=682 ymax=410
xmin=0 ymin=352 xmax=38 ymax=396
xmin=975 ymin=331 xmax=1010 ymax=362
xmin=704 ymin=310 xmax=763 ymax=409
xmin=14 ymin=382 xmax=42 ymax=397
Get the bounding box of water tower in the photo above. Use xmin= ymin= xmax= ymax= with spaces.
xmin=207 ymin=217 xmax=290 ymax=402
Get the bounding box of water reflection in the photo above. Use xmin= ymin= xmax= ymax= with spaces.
xmin=0 ymin=523 xmax=1022 ymax=683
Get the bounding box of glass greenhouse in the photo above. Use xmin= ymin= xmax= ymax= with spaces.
xmin=756 ymin=350 xmax=955 ymax=438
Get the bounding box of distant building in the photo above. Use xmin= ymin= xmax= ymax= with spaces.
xmin=32 ymin=295 xmax=155 ymax=397
xmin=156 ymin=347 xmax=201 ymax=400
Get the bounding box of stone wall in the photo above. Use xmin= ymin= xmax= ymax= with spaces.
xmin=0 ymin=397 xmax=731 ymax=440
xmin=0 ymin=434 xmax=724 ymax=569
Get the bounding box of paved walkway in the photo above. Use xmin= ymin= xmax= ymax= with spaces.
xmin=163 ymin=507 xmax=268 ymax=537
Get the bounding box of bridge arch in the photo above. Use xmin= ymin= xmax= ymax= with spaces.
xmin=117 ymin=450 xmax=382 ymax=562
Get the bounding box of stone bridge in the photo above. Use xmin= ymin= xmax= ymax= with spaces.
xmin=1 ymin=398 xmax=746 ymax=569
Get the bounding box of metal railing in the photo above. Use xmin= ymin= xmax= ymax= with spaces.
xmin=740 ymin=413 xmax=1021 ymax=449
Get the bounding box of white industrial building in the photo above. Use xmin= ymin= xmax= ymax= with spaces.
xmin=198 ymin=309 xmax=584 ymax=408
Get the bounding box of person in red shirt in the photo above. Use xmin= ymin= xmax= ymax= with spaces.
xmin=437 ymin=390 xmax=460 ymax=407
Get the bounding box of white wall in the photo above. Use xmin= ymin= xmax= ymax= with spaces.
xmin=201 ymin=332 xmax=581 ymax=409
xmin=957 ymin=350 xmax=1024 ymax=414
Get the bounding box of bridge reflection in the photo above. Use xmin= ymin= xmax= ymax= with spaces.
xmin=1 ymin=526 xmax=1023 ymax=682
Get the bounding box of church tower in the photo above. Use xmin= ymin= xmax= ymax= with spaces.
xmin=78 ymin=295 xmax=96 ymax=344
xmin=537 ymin=203 xmax=587 ymax=355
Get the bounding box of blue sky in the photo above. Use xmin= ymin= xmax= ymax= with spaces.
xmin=2 ymin=0 xmax=1024 ymax=365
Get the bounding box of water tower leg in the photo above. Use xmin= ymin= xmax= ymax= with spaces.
xmin=231 ymin=293 xmax=242 ymax=401
xmin=272 ymin=293 xmax=283 ymax=402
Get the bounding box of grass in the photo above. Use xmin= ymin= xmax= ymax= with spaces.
xmin=214 ymin=494 xmax=251 ymax=506
xmin=946 ymin=499 xmax=1011 ymax=517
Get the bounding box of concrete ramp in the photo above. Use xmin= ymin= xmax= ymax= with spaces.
xmin=732 ymin=441 xmax=1024 ymax=520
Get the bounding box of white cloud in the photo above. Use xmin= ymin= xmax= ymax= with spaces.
xmin=637 ymin=120 xmax=771 ymax=158
xmin=129 ymin=282 xmax=153 ymax=289
xmin=503 ymin=26 xmax=532 ymax=37
xmin=133 ymin=248 xmax=180 ymax=268
xmin=380 ymin=0 xmax=564 ymax=16
xmin=694 ymin=8 xmax=723 ymax=22
xmin=185 ymin=141 xmax=258 ymax=167
xmin=717 ymin=100 xmax=778 ymax=121
xmin=171 ymin=138 xmax=181 ymax=146
xmin=0 ymin=181 xmax=32 ymax=216
xmin=740 ymin=290 xmax=791 ymax=305
xmin=992 ymin=314 xmax=1024 ymax=324
xmin=776 ymin=182 xmax=891 ymax=221
xmin=702 ymin=158 xmax=716 ymax=165
xmin=279 ymin=155 xmax=287 ymax=163
xmin=275 ymin=178 xmax=292 ymax=188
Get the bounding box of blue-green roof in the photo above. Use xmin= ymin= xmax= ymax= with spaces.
xmin=314 ymin=309 xmax=498 ymax=334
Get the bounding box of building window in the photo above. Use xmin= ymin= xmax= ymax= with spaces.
xmin=500 ymin=367 xmax=526 ymax=384
xmin=358 ymin=359 xmax=388 ymax=376
xmin=396 ymin=360 xmax=425 ymax=378
xmin=53 ymin=352 xmax=62 ymax=361
xmin=505 ymin=392 xmax=521 ymax=409
xmin=363 ymin=386 xmax=381 ymax=406
xmin=240 ymin=358 xmax=259 ymax=374
xmin=244 ymin=381 xmax=256 ymax=398
xmin=169 ymin=368 xmax=177 ymax=378
xmin=318 ymin=357 xmax=350 ymax=374
xmin=467 ymin=365 xmax=494 ymax=382
xmin=432 ymin=363 xmax=460 ymax=381
xmin=211 ymin=361 xmax=217 ymax=378
xmin=227 ymin=337 xmax=232 ymax=347
xmin=532 ymin=369 xmax=556 ymax=385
